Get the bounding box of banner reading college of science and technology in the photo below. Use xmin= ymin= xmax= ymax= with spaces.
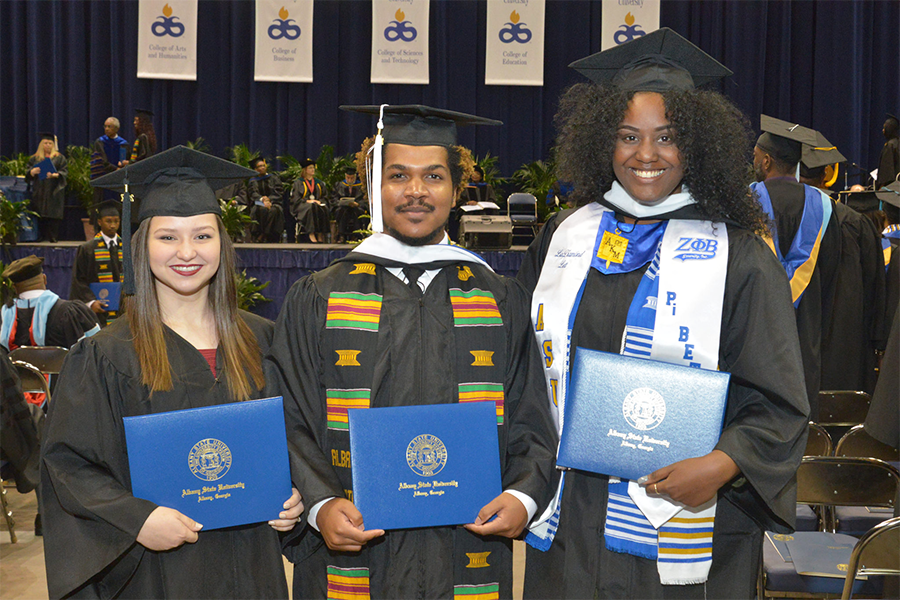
xmin=601 ymin=0 xmax=660 ymax=51
xmin=371 ymin=0 xmax=429 ymax=84
xmin=485 ymin=0 xmax=545 ymax=87
xmin=137 ymin=0 xmax=197 ymax=80
xmin=255 ymin=0 xmax=313 ymax=82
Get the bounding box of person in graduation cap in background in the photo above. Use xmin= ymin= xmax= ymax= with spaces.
xmin=517 ymin=28 xmax=808 ymax=599
xmin=290 ymin=158 xmax=330 ymax=243
xmin=40 ymin=146 xmax=303 ymax=600
xmin=876 ymin=113 xmax=899 ymax=197
xmin=266 ymin=105 xmax=558 ymax=599
xmin=752 ymin=116 xmax=842 ymax=419
xmin=799 ymin=134 xmax=887 ymax=394
xmin=124 ymin=108 xmax=157 ymax=166
xmin=69 ymin=199 xmax=125 ymax=328
xmin=25 ymin=132 xmax=67 ymax=243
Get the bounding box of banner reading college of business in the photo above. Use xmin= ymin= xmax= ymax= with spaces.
xmin=137 ymin=0 xmax=198 ymax=80
xmin=485 ymin=0 xmax=545 ymax=87
xmin=255 ymin=0 xmax=313 ymax=82
xmin=371 ymin=0 xmax=429 ymax=84
xmin=601 ymin=0 xmax=660 ymax=51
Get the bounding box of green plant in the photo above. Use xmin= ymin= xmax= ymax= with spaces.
xmin=0 ymin=194 xmax=38 ymax=245
xmin=475 ymin=152 xmax=505 ymax=188
xmin=510 ymin=158 xmax=560 ymax=221
xmin=218 ymin=199 xmax=255 ymax=242
xmin=226 ymin=143 xmax=260 ymax=168
xmin=278 ymin=145 xmax=354 ymax=190
xmin=0 ymin=153 xmax=31 ymax=177
xmin=65 ymin=144 xmax=94 ymax=211
xmin=235 ymin=269 xmax=271 ymax=311
xmin=185 ymin=137 xmax=211 ymax=154
xmin=0 ymin=260 xmax=16 ymax=305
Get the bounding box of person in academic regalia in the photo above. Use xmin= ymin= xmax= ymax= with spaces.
xmin=24 ymin=133 xmax=67 ymax=243
xmin=267 ymin=105 xmax=558 ymax=599
xmin=752 ymin=116 xmax=842 ymax=419
xmin=40 ymin=147 xmax=303 ymax=600
xmin=69 ymin=200 xmax=124 ymax=328
xmin=518 ymin=29 xmax=809 ymax=599
xmin=290 ymin=158 xmax=330 ymax=242
xmin=800 ymin=137 xmax=887 ymax=394
xmin=246 ymin=157 xmax=286 ymax=243
xmin=329 ymin=166 xmax=366 ymax=242
xmin=126 ymin=108 xmax=157 ymax=165
xmin=90 ymin=117 xmax=128 ymax=205
xmin=1 ymin=256 xmax=99 ymax=352
xmin=876 ymin=114 xmax=899 ymax=205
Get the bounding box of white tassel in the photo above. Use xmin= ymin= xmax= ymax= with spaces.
xmin=368 ymin=103 xmax=389 ymax=233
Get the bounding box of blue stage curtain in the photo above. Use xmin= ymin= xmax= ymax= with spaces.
xmin=1 ymin=0 xmax=897 ymax=183
xmin=1 ymin=246 xmax=525 ymax=322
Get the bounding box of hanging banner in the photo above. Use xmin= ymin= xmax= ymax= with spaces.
xmin=485 ymin=0 xmax=545 ymax=87
xmin=137 ymin=0 xmax=198 ymax=80
xmin=371 ymin=0 xmax=429 ymax=84
xmin=254 ymin=0 xmax=314 ymax=82
xmin=601 ymin=0 xmax=660 ymax=51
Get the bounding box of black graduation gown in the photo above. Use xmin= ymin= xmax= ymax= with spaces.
xmin=5 ymin=295 xmax=99 ymax=351
xmin=40 ymin=313 xmax=289 ymax=600
xmin=517 ymin=206 xmax=809 ymax=600
xmin=762 ymin=178 xmax=841 ymax=418
xmin=820 ymin=202 xmax=887 ymax=393
xmin=329 ymin=181 xmax=366 ymax=238
xmin=1 ymin=345 xmax=41 ymax=493
xmin=266 ymin=257 xmax=558 ymax=599
xmin=247 ymin=174 xmax=286 ymax=242
xmin=290 ymin=178 xmax=330 ymax=236
xmin=865 ymin=305 xmax=900 ymax=450
xmin=25 ymin=154 xmax=67 ymax=220
xmin=70 ymin=237 xmax=123 ymax=328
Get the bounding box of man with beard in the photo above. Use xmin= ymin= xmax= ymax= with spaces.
xmin=267 ymin=105 xmax=558 ymax=599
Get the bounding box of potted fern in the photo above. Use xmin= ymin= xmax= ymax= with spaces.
xmin=1 ymin=193 xmax=39 ymax=246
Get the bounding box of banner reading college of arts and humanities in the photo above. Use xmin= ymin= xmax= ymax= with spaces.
xmin=137 ymin=0 xmax=198 ymax=80
xmin=254 ymin=0 xmax=313 ymax=82
xmin=485 ymin=0 xmax=545 ymax=87
xmin=601 ymin=0 xmax=660 ymax=51
xmin=371 ymin=0 xmax=429 ymax=84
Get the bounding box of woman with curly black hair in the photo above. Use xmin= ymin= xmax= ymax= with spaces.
xmin=518 ymin=29 xmax=808 ymax=599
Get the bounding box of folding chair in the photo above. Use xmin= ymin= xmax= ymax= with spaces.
xmin=506 ymin=193 xmax=538 ymax=245
xmin=0 ymin=478 xmax=15 ymax=543
xmin=12 ymin=361 xmax=52 ymax=403
xmin=832 ymin=426 xmax=900 ymax=535
xmin=9 ymin=346 xmax=68 ymax=375
xmin=817 ymin=390 xmax=872 ymax=444
xmin=841 ymin=516 xmax=900 ymax=600
xmin=798 ymin=423 xmax=835 ymax=531
xmin=760 ymin=457 xmax=899 ymax=598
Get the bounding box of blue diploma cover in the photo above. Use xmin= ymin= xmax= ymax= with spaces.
xmin=123 ymin=396 xmax=291 ymax=530
xmin=89 ymin=282 xmax=122 ymax=312
xmin=36 ymin=157 xmax=57 ymax=180
xmin=348 ymin=402 xmax=502 ymax=531
xmin=557 ymin=348 xmax=730 ymax=481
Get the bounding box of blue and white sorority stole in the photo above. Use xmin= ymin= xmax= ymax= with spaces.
xmin=526 ymin=203 xmax=729 ymax=585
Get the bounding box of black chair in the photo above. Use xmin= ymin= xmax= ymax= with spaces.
xmin=9 ymin=345 xmax=68 ymax=376
xmin=797 ymin=423 xmax=834 ymax=531
xmin=507 ymin=193 xmax=538 ymax=245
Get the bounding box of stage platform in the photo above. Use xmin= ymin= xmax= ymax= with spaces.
xmin=1 ymin=241 xmax=529 ymax=321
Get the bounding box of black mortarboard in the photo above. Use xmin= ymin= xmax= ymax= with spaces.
xmin=801 ymin=130 xmax=847 ymax=170
xmin=340 ymin=105 xmax=502 ymax=147
xmin=339 ymin=104 xmax=502 ymax=232
xmin=842 ymin=191 xmax=881 ymax=213
xmin=38 ymin=132 xmax=55 ymax=141
xmin=92 ymin=146 xmax=255 ymax=294
xmin=300 ymin=158 xmax=316 ymax=168
xmin=248 ymin=156 xmax=266 ymax=169
xmin=344 ymin=166 xmax=358 ymax=175
xmin=2 ymin=256 xmax=43 ymax=284
xmin=568 ymin=27 xmax=732 ymax=92
xmin=134 ymin=108 xmax=154 ymax=118
xmin=876 ymin=181 xmax=900 ymax=209
xmin=95 ymin=199 xmax=121 ymax=218
xmin=756 ymin=115 xmax=818 ymax=166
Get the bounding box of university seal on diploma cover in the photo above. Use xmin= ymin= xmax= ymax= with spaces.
xmin=407 ymin=434 xmax=447 ymax=476
xmin=189 ymin=438 xmax=233 ymax=481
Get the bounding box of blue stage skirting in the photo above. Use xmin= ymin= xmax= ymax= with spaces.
xmin=2 ymin=245 xmax=527 ymax=322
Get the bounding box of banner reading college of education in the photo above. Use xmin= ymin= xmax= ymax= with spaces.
xmin=485 ymin=0 xmax=545 ymax=87
xmin=371 ymin=0 xmax=429 ymax=84
xmin=255 ymin=0 xmax=313 ymax=82
xmin=601 ymin=0 xmax=660 ymax=51
xmin=137 ymin=0 xmax=198 ymax=80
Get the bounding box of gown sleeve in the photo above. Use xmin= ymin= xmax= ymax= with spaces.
xmin=40 ymin=337 xmax=158 ymax=598
xmin=69 ymin=243 xmax=97 ymax=305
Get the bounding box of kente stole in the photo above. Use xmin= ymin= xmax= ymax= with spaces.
xmin=526 ymin=204 xmax=728 ymax=585
xmin=751 ymin=181 xmax=833 ymax=307
xmin=318 ymin=256 xmax=509 ymax=600
xmin=93 ymin=234 xmax=123 ymax=320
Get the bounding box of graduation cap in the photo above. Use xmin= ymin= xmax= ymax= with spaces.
xmin=876 ymin=181 xmax=900 ymax=209
xmin=339 ymin=104 xmax=502 ymax=232
xmin=756 ymin=115 xmax=819 ymax=166
xmin=248 ymin=156 xmax=266 ymax=169
xmin=94 ymin=199 xmax=121 ymax=218
xmin=841 ymin=191 xmax=881 ymax=213
xmin=300 ymin=158 xmax=316 ymax=169
xmin=568 ymin=27 xmax=732 ymax=92
xmin=38 ymin=132 xmax=55 ymax=142
xmin=92 ymin=146 xmax=255 ymax=294
xmin=800 ymin=129 xmax=847 ymax=188
xmin=134 ymin=108 xmax=154 ymax=118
